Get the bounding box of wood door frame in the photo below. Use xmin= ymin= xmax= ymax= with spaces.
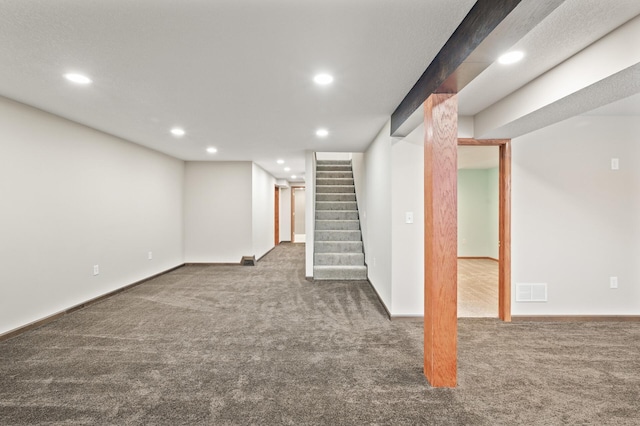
xmin=290 ymin=186 xmax=305 ymax=243
xmin=274 ymin=185 xmax=280 ymax=246
xmin=458 ymin=138 xmax=511 ymax=321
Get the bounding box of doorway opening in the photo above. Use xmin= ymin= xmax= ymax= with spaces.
xmin=457 ymin=145 xmax=499 ymax=317
xmin=291 ymin=186 xmax=306 ymax=243
xmin=457 ymin=139 xmax=511 ymax=321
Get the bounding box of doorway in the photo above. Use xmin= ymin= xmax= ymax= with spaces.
xmin=291 ymin=186 xmax=306 ymax=243
xmin=458 ymin=138 xmax=511 ymax=321
xmin=457 ymin=145 xmax=499 ymax=317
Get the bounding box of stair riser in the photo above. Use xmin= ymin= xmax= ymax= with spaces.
xmin=316 ymin=193 xmax=356 ymax=202
xmin=316 ymin=185 xmax=355 ymax=194
xmin=315 ymin=241 xmax=363 ymax=253
xmin=316 ymin=178 xmax=354 ymax=186
xmin=316 ymin=166 xmax=351 ymax=172
xmin=315 ymin=220 xmax=360 ymax=230
xmin=315 ymin=230 xmax=361 ymax=241
xmin=316 ymin=211 xmax=358 ymax=220
xmin=314 ymin=253 xmax=364 ymax=266
xmin=315 ymin=201 xmax=357 ymax=211
xmin=313 ymin=267 xmax=367 ymax=280
xmin=316 ymin=172 xmax=353 ymax=179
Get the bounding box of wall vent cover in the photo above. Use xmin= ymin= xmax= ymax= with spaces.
xmin=516 ymin=283 xmax=548 ymax=302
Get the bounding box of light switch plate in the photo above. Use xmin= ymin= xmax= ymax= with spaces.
xmin=405 ymin=212 xmax=414 ymax=224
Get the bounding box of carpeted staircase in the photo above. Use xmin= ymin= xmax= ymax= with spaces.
xmin=314 ymin=160 xmax=367 ymax=280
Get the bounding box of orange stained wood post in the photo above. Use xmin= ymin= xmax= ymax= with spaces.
xmin=499 ymin=141 xmax=512 ymax=322
xmin=423 ymin=93 xmax=458 ymax=388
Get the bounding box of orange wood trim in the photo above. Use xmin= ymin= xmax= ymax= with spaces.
xmin=456 ymin=138 xmax=511 ymax=322
xmin=424 ymin=94 xmax=458 ymax=388
xmin=458 ymin=138 xmax=508 ymax=146
xmin=274 ymin=185 xmax=280 ymax=246
xmin=499 ymin=141 xmax=512 ymax=322
xmin=0 ymin=264 xmax=185 ymax=342
xmin=512 ymin=316 xmax=640 ymax=322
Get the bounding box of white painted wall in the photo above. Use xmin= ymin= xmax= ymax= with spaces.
xmin=0 ymin=96 xmax=184 ymax=335
xmin=279 ymin=187 xmax=291 ymax=242
xmin=305 ymin=151 xmax=315 ymax=277
xmin=184 ymin=162 xmax=253 ymax=263
xmin=361 ymin=122 xmax=393 ymax=308
xmin=458 ymin=168 xmax=499 ymax=258
xmin=293 ymin=188 xmax=306 ymax=236
xmin=351 ymin=152 xmax=367 ymax=250
xmin=512 ymin=115 xmax=640 ymax=315
xmin=316 ymin=152 xmax=352 ymax=161
xmin=390 ymin=129 xmax=424 ymax=315
xmin=487 ymin=167 xmax=499 ymax=260
xmin=251 ymin=163 xmax=276 ymax=259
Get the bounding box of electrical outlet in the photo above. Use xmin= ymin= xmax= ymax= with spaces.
xmin=148 ymin=251 xmax=153 ymax=260
xmin=611 ymin=158 xmax=619 ymax=170
xmin=93 ymin=265 xmax=99 ymax=276
xmin=610 ymin=276 xmax=618 ymax=289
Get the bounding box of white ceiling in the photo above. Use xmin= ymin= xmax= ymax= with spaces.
xmin=0 ymin=0 xmax=475 ymax=182
xmin=2 ymin=1 xmax=638 ymax=177
xmin=583 ymin=92 xmax=640 ymax=116
xmin=458 ymin=0 xmax=640 ymax=116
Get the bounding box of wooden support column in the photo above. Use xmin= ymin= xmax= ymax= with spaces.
xmin=499 ymin=142 xmax=512 ymax=322
xmin=424 ymin=93 xmax=458 ymax=388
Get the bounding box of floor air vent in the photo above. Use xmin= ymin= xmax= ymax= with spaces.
xmin=241 ymin=256 xmax=256 ymax=266
xmin=516 ymin=283 xmax=548 ymax=302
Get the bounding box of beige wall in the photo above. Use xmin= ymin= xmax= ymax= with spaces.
xmin=184 ymin=162 xmax=253 ymax=263
xmin=512 ymin=115 xmax=640 ymax=315
xmin=0 ymin=96 xmax=184 ymax=335
xmin=252 ymin=163 xmax=276 ymax=258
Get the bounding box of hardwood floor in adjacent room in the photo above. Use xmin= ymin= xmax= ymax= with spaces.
xmin=458 ymin=258 xmax=498 ymax=318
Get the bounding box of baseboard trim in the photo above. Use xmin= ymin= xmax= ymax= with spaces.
xmin=0 ymin=264 xmax=185 ymax=342
xmin=458 ymin=256 xmax=499 ymax=262
xmin=257 ymin=246 xmax=276 ymax=262
xmin=512 ymin=315 xmax=640 ymax=322
xmin=184 ymin=262 xmax=240 ymax=266
xmin=390 ymin=315 xmax=423 ymax=322
xmin=366 ymin=278 xmax=391 ymax=320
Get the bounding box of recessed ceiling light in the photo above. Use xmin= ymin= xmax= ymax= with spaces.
xmin=313 ymin=73 xmax=334 ymax=85
xmin=206 ymin=147 xmax=217 ymax=154
xmin=277 ymin=159 xmax=285 ymax=164
xmin=498 ymin=51 xmax=524 ymax=65
xmin=316 ymin=128 xmax=329 ymax=138
xmin=291 ymin=175 xmax=297 ymax=179
xmin=64 ymin=73 xmax=92 ymax=84
xmin=171 ymin=127 xmax=185 ymax=137
xmin=284 ymin=167 xmax=291 ymax=172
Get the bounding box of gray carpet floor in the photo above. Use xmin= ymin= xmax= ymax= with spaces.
xmin=1 ymin=243 xmax=640 ymax=425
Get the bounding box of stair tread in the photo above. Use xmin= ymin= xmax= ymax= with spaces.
xmin=314 ymin=265 xmax=367 ymax=270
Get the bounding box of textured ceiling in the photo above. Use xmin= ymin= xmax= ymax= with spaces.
xmin=3 ymin=1 xmax=639 ymax=176
xmin=0 ymin=0 xmax=475 ymax=181
xmin=458 ymin=0 xmax=640 ymax=116
xmin=583 ymin=92 xmax=640 ymax=116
